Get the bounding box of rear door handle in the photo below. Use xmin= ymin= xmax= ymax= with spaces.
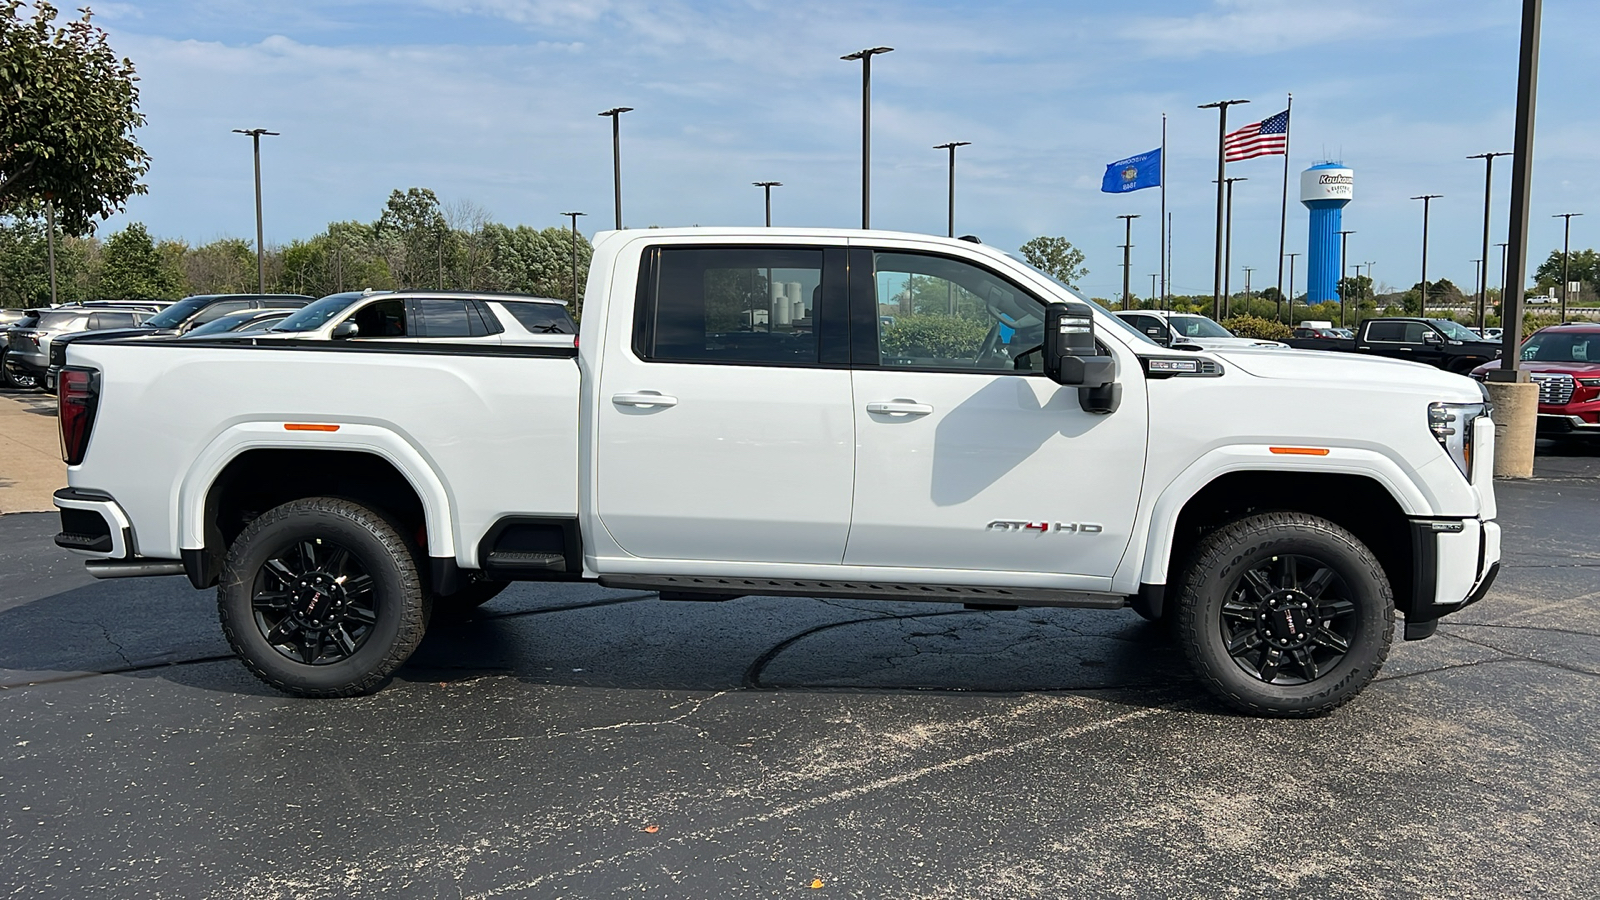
xmin=866 ymin=400 xmax=933 ymax=416
xmin=612 ymin=391 xmax=678 ymax=408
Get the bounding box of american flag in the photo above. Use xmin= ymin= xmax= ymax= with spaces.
xmin=1224 ymin=109 xmax=1289 ymax=162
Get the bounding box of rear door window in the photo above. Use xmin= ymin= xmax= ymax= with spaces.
xmin=642 ymin=247 xmax=825 ymax=365
xmin=414 ymin=299 xmax=476 ymax=338
xmin=501 ymin=302 xmax=575 ymax=335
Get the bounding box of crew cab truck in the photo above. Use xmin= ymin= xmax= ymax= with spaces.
xmin=53 ymin=228 xmax=1501 ymax=717
xmin=1283 ymin=317 xmax=1502 ymax=374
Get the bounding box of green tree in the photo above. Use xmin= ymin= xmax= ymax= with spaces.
xmin=1018 ymin=236 xmax=1088 ymax=290
xmin=375 ymin=188 xmax=448 ymax=288
xmin=0 ymin=1 xmax=150 ymax=235
xmin=182 ymin=238 xmax=255 ymax=295
xmin=98 ymin=222 xmax=182 ymax=299
xmin=1533 ymin=248 xmax=1599 ymax=294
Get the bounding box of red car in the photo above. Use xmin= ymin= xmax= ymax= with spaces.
xmin=1472 ymin=323 xmax=1600 ymax=439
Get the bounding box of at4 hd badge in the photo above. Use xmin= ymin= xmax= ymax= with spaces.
xmin=986 ymin=521 xmax=1104 ymax=534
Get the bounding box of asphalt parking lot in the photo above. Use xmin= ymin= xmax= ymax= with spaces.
xmin=1 ymin=387 xmax=1597 ymax=897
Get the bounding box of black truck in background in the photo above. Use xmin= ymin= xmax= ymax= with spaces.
xmin=1284 ymin=317 xmax=1502 ymax=374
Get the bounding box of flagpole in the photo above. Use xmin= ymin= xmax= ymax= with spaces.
xmin=1160 ymin=113 xmax=1168 ymax=308
xmin=1276 ymin=93 xmax=1293 ymax=323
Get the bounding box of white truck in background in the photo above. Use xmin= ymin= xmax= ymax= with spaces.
xmin=54 ymin=228 xmax=1500 ymax=716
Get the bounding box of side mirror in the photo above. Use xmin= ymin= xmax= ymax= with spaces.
xmin=1043 ymin=302 xmax=1119 ymax=414
xmin=1144 ymin=326 xmax=1170 ymax=347
xmin=1422 ymin=331 xmax=1442 ymax=345
xmin=331 ymin=321 xmax=359 ymax=339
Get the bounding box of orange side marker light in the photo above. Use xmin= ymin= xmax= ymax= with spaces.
xmin=284 ymin=423 xmax=340 ymax=432
xmin=1269 ymin=446 xmax=1329 ymax=456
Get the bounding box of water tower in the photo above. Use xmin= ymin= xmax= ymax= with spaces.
xmin=1300 ymin=163 xmax=1354 ymax=305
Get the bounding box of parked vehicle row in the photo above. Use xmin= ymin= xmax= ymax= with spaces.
xmin=1282 ymin=317 xmax=1503 ymax=374
xmin=1472 ymin=322 xmax=1600 ymax=440
xmin=2 ymin=301 xmax=170 ymax=390
xmin=1111 ymin=310 xmax=1289 ymax=351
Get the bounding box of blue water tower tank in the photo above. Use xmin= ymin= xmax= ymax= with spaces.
xmin=1300 ymin=163 xmax=1354 ymax=305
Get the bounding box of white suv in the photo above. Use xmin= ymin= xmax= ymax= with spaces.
xmin=1114 ymin=310 xmax=1288 ymax=350
xmin=253 ymin=291 xmax=575 ymax=346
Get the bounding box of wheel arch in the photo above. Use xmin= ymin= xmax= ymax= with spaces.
xmin=178 ymin=431 xmax=453 ymax=588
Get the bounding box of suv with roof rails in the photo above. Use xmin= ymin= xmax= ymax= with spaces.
xmin=1471 ymin=322 xmax=1600 ymax=439
xmin=4 ymin=302 xmax=167 ymax=390
xmin=250 ymin=291 xmax=575 ymax=346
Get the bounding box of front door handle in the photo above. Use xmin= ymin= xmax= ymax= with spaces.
xmin=612 ymin=391 xmax=678 ymax=408
xmin=866 ymin=400 xmax=934 ymax=417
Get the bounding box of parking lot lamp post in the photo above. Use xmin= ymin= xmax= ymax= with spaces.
xmin=1471 ymin=259 xmax=1483 ymax=318
xmin=1285 ymin=252 xmax=1300 ymax=325
xmin=1118 ymin=214 xmax=1139 ymax=310
xmin=1243 ymin=266 xmax=1253 ymax=308
xmin=1338 ymin=229 xmax=1355 ymax=327
xmin=933 ymin=141 xmax=970 ymax=237
xmin=1150 ymin=273 xmax=1159 ymax=307
xmin=1496 ymin=242 xmax=1509 ymax=312
xmin=562 ymin=212 xmax=586 ymax=309
xmin=232 ymin=128 xmax=279 ymax=293
xmin=1468 ymin=152 xmax=1512 ymax=330
xmin=1554 ymin=212 xmax=1582 ymax=322
xmin=1411 ymin=195 xmax=1441 ymax=315
xmin=1199 ymin=99 xmax=1250 ymax=319
xmin=45 ymin=199 xmax=57 ymax=305
xmin=752 ymin=182 xmax=781 ymax=227
xmin=598 ymin=108 xmax=632 ymax=230
xmin=1222 ymin=177 xmax=1245 ymax=317
xmin=842 ymin=47 xmax=893 ymax=229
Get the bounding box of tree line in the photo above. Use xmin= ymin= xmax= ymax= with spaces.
xmin=0 ymin=187 xmax=594 ymax=314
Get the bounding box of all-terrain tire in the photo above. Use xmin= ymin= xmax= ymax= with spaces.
xmin=218 ymin=497 xmax=430 ymax=697
xmin=1175 ymin=512 xmax=1394 ymax=717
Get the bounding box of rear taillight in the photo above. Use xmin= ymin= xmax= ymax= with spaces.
xmin=58 ymin=368 xmax=99 ymax=465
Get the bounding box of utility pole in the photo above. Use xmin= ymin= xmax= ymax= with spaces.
xmin=232 ymin=127 xmax=279 ymax=293
xmin=1243 ymin=266 xmax=1253 ymax=309
xmin=1222 ymin=176 xmax=1246 ymax=317
xmin=1118 ymin=214 xmax=1140 ymax=310
xmin=1338 ymin=229 xmax=1356 ymax=327
xmin=1411 ymin=195 xmax=1441 ymax=315
xmin=598 ymin=108 xmax=632 ymax=230
xmin=1199 ymin=98 xmax=1250 ymax=320
xmin=1554 ymin=212 xmax=1582 ymax=322
xmin=1285 ymin=252 xmax=1300 ymax=326
xmin=562 ymin=212 xmax=586 ymax=310
xmin=933 ymin=141 xmax=971 ymax=237
xmin=1468 ymin=152 xmax=1512 ymax=330
xmin=843 ymin=47 xmax=893 ymax=229
xmin=752 ymin=183 xmax=781 ymax=227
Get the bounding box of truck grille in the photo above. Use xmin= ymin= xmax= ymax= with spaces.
xmin=1531 ymin=372 xmax=1575 ymax=406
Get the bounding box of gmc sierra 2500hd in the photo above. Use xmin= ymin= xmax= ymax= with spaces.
xmin=53 ymin=228 xmax=1500 ymax=716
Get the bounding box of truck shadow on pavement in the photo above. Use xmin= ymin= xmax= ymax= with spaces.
xmin=0 ymin=577 xmax=1199 ymax=706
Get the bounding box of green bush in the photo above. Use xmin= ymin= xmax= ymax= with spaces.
xmin=1219 ymin=314 xmax=1293 ymax=341
xmin=879 ymin=314 xmax=989 ymax=359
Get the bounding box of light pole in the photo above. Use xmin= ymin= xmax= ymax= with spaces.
xmin=1554 ymin=212 xmax=1582 ymax=322
xmin=1149 ymin=273 xmax=1159 ymax=307
xmin=1199 ymin=98 xmax=1250 ymax=319
xmin=598 ymin=107 xmax=632 ymax=230
xmin=1337 ymin=229 xmax=1356 ymax=327
xmin=232 ymin=127 xmax=279 ymax=293
xmin=562 ymin=212 xmax=586 ymax=309
xmin=933 ymin=142 xmax=971 ymax=238
xmin=1471 ymin=259 xmax=1483 ymax=320
xmin=1285 ymin=252 xmax=1300 ymax=325
xmin=1468 ymin=152 xmax=1511 ymax=330
xmin=1118 ymin=214 xmax=1140 ymax=310
xmin=45 ymin=199 xmax=57 ymax=305
xmin=753 ymin=182 xmax=781 ymax=227
xmin=1243 ymin=266 xmax=1253 ymax=309
xmin=842 ymin=47 xmax=893 ymax=229
xmin=1496 ymin=242 xmax=1509 ymax=317
xmin=1411 ymin=195 xmax=1442 ymax=315
xmin=1222 ymin=176 xmax=1246 ymax=316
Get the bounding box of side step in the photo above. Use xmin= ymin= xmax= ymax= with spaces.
xmin=598 ymin=575 xmax=1126 ymax=610
xmin=485 ymin=551 xmax=565 ymax=571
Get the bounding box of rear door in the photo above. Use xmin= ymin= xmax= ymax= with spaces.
xmin=410 ymin=297 xmax=501 ymax=344
xmin=593 ymin=243 xmax=855 ymax=564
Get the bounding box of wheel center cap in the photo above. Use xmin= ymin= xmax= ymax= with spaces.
xmin=292 ymin=574 xmax=344 ymax=625
xmin=1262 ymin=592 xmax=1312 ymax=647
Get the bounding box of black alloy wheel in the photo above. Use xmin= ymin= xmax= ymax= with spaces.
xmin=1176 ymin=512 xmax=1393 ymax=717
xmin=252 ymin=538 xmax=379 ymax=665
xmin=218 ymin=497 xmax=429 ymax=697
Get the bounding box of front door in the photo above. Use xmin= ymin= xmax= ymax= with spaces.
xmin=843 ymin=247 xmax=1147 ymax=579
xmin=594 ymin=244 xmax=855 ymax=564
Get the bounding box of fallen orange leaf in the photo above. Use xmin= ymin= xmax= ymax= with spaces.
xmin=643 ymin=824 xmax=660 ymax=834
xmin=810 ymin=879 xmax=824 ymax=889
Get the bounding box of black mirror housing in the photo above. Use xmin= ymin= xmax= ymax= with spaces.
xmin=1044 ymin=302 xmax=1114 ymax=389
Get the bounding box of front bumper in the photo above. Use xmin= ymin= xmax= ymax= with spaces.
xmin=1403 ymin=516 xmax=1501 ymax=639
xmin=1538 ymin=413 xmax=1600 ymax=433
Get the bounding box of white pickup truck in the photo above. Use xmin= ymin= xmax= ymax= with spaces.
xmin=53 ymin=228 xmax=1501 ymax=716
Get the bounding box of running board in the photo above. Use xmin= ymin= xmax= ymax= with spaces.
xmin=597 ymin=575 xmax=1126 ymax=609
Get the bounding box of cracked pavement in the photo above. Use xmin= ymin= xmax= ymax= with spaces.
xmin=0 ymin=447 xmax=1596 ymax=898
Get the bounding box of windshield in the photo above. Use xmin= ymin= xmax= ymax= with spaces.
xmin=1008 ymin=255 xmax=1158 ymax=347
xmin=186 ymin=311 xmax=277 ymax=336
xmin=1521 ymin=331 xmax=1599 ymax=363
xmin=144 ymin=297 xmax=212 ymax=329
xmin=270 ymin=292 xmax=367 ymax=333
xmin=1168 ymin=315 xmax=1234 ymax=339
xmin=1430 ymin=319 xmax=1483 ymax=341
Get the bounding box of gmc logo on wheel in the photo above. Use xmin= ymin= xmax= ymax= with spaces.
xmin=986 ymin=521 xmax=1104 ymax=534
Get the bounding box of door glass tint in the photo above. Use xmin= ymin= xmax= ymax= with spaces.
xmin=872 ymin=252 xmax=1045 ymax=372
xmin=350 ymin=299 xmax=408 ymax=337
xmin=417 ymin=299 xmax=475 ymax=337
xmin=501 ymin=302 xmax=575 ymax=334
xmin=88 ymin=312 xmax=138 ymax=329
xmin=192 ymin=301 xmax=252 ymax=325
xmin=648 ymin=247 xmax=822 ymax=364
xmin=1365 ymin=322 xmax=1405 ymax=342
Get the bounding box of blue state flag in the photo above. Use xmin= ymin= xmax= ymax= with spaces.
xmin=1101 ymin=148 xmax=1161 ymax=193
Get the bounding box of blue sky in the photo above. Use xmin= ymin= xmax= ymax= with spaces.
xmin=88 ymin=0 xmax=1600 ymax=300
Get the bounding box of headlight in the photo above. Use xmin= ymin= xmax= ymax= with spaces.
xmin=1578 ymin=377 xmax=1600 ymax=388
xmin=1428 ymin=402 xmax=1488 ymax=481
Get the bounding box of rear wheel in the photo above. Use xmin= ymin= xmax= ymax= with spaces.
xmin=1176 ymin=512 xmax=1393 ymax=717
xmin=1 ymin=356 xmax=39 ymax=391
xmin=218 ymin=497 xmax=429 ymax=697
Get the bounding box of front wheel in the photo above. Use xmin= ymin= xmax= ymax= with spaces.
xmin=1175 ymin=512 xmax=1394 ymax=717
xmin=1 ymin=357 xmax=39 ymax=391
xmin=218 ymin=497 xmax=430 ymax=697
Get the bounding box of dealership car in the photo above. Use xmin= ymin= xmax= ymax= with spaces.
xmin=4 ymin=304 xmax=164 ymax=390
xmin=256 ymin=291 xmax=576 ymax=345
xmin=1113 ymin=310 xmax=1289 ymax=350
xmin=1471 ymin=322 xmax=1600 ymax=438
xmin=177 ymin=308 xmax=299 ymax=338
